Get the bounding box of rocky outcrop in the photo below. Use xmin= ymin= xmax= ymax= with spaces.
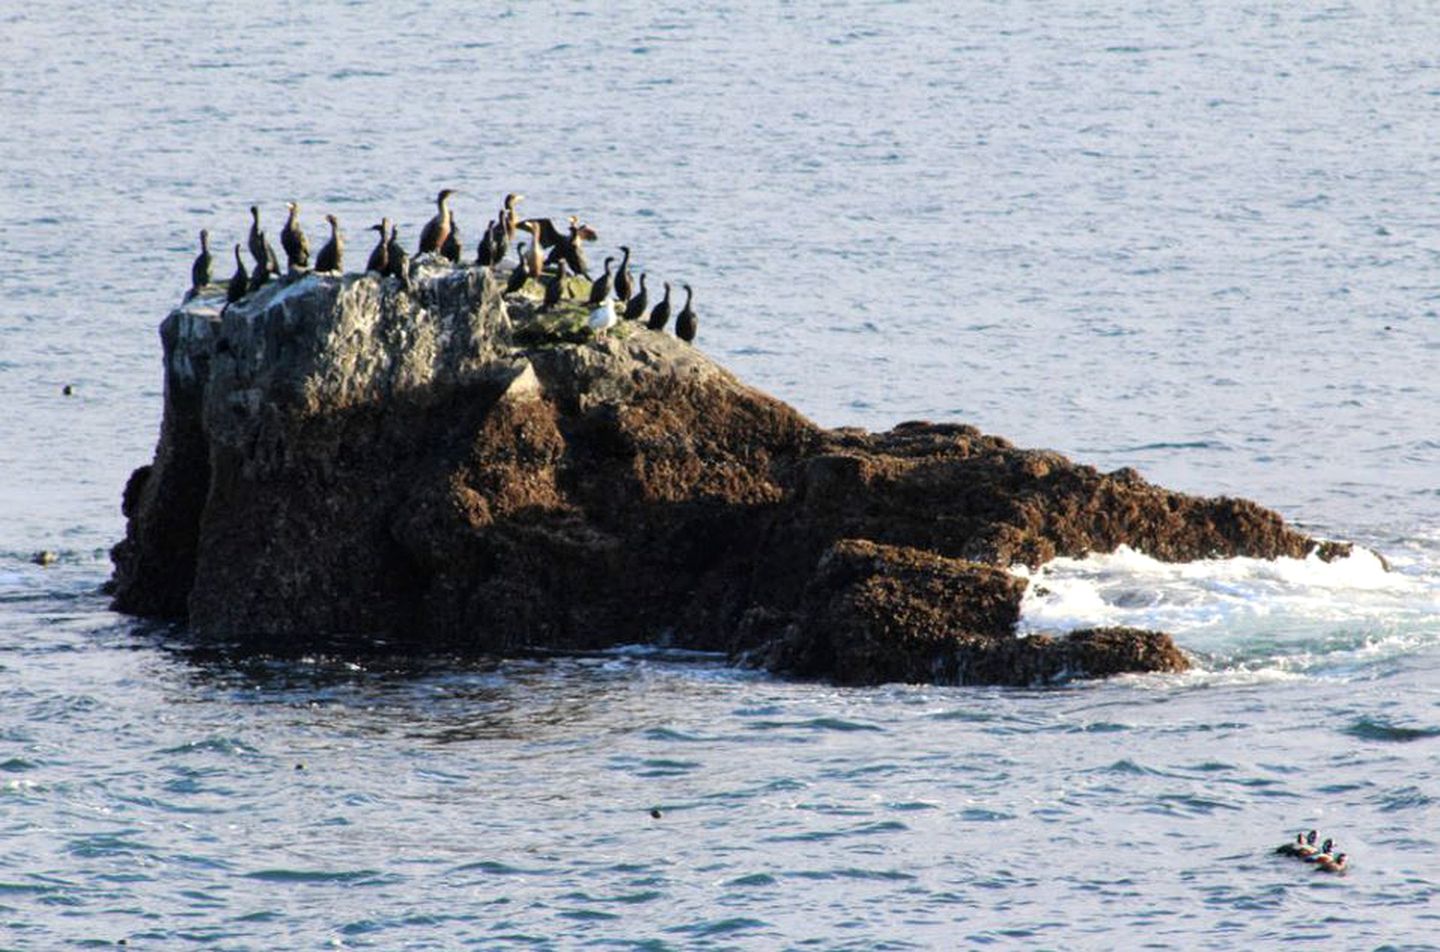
xmin=111 ymin=258 xmax=1346 ymax=685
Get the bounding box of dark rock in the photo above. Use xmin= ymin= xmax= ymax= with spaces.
xmin=110 ymin=263 xmax=1354 ymax=685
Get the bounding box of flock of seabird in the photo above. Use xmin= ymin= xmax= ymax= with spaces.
xmin=1274 ymin=829 xmax=1348 ymax=873
xmin=187 ymin=190 xmax=698 ymax=343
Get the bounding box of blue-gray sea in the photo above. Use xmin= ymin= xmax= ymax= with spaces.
xmin=2 ymin=2 xmax=1439 ymax=948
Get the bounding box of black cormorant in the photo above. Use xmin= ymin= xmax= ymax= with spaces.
xmin=489 ymin=215 xmax=510 ymax=264
xmin=441 ymin=219 xmax=462 ymax=263
xmin=646 ymin=281 xmax=672 ymax=331
xmin=315 ymin=214 xmax=343 ymax=273
xmin=541 ymin=259 xmax=568 ymax=312
xmin=614 ymin=245 xmax=633 ymax=302
xmin=226 ymin=244 xmax=248 ymax=303
xmin=588 ymin=257 xmax=615 ymax=307
xmin=282 ymin=201 xmax=310 ymax=271
xmin=475 ymin=219 xmax=496 ymax=266
xmin=385 ymin=224 xmax=411 ymax=291
xmin=505 ymin=243 xmax=530 ymax=294
xmin=366 ymin=218 xmax=391 ymax=274
xmin=623 ymin=273 xmax=648 ymax=321
xmin=190 ymin=229 xmax=212 ymax=296
xmin=675 ymin=284 xmax=697 ymax=342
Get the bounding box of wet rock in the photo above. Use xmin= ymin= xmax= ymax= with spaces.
xmin=110 ymin=264 xmax=1347 ymax=685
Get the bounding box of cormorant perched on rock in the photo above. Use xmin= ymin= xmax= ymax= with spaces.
xmin=589 ymin=297 xmax=617 ymax=340
xmin=385 ymin=224 xmax=412 ymax=291
xmin=315 ymin=214 xmax=343 ymax=273
xmin=527 ymin=216 xmax=597 ymax=277
xmin=588 ymin=257 xmax=615 ymax=307
xmin=247 ymin=206 xmax=280 ymax=278
xmin=614 ymin=245 xmax=633 ymax=302
xmin=541 ymin=259 xmax=568 ymax=312
xmin=282 ymin=201 xmax=310 ymax=271
xmin=189 ymin=229 xmax=212 ymax=297
xmin=366 ymin=218 xmax=391 ymax=274
xmin=647 ymin=281 xmax=672 ymax=331
xmin=475 ymin=219 xmax=496 ymax=266
xmin=441 ymin=219 xmax=462 ymax=264
xmin=505 ymin=243 xmax=530 ymax=294
xmin=226 ymin=244 xmax=248 ymax=303
xmin=489 ymin=215 xmax=510 ymax=264
xmin=418 ymin=188 xmax=455 ymax=256
xmin=521 ymin=221 xmax=545 ymax=278
xmin=623 ymin=273 xmax=649 ymax=321
xmin=248 ymin=250 xmax=272 ymax=293
xmin=675 ymin=284 xmax=697 ymax=342
xmin=501 ymin=193 xmax=522 ymax=242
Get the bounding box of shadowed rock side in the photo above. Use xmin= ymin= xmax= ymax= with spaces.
xmin=111 ymin=263 xmax=1349 ymax=685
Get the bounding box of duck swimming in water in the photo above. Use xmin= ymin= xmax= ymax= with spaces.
xmin=1274 ymin=833 xmax=1307 ymax=857
xmin=1302 ymin=839 xmax=1335 ymax=863
xmin=1315 ymin=852 xmax=1347 ymax=873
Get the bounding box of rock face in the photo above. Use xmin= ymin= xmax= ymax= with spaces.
xmin=111 ymin=259 xmax=1345 ymax=685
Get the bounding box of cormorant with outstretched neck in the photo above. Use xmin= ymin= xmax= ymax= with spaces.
xmin=502 ymin=193 xmax=522 ymax=242
xmin=475 ymin=219 xmax=496 ymax=266
xmin=675 ymin=284 xmax=697 ymax=342
xmin=385 ymin=224 xmax=412 ymax=291
xmin=315 ymin=214 xmax=343 ymax=273
xmin=419 ymin=188 xmax=455 ymax=256
xmin=247 ymin=205 xmax=280 ymax=277
xmin=505 ymin=244 xmax=529 ymax=294
xmin=282 ymin=201 xmax=310 ymax=271
xmin=366 ymin=218 xmax=391 ymax=274
xmin=541 ymin=259 xmax=568 ymax=312
xmin=189 ymin=229 xmax=212 ymax=297
xmin=623 ymin=273 xmax=649 ymax=321
xmin=647 ymin=281 xmax=672 ymax=331
xmin=614 ymin=245 xmax=633 ymax=301
xmin=588 ymin=257 xmax=615 ymax=307
xmin=226 ymin=244 xmax=248 ymax=303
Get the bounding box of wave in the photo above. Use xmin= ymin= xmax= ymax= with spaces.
xmin=1012 ymin=545 xmax=1440 ymax=675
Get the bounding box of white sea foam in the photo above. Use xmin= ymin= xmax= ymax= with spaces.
xmin=1012 ymin=545 xmax=1440 ymax=672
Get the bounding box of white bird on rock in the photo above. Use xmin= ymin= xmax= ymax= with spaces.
xmin=589 ymin=296 xmax=617 ymax=341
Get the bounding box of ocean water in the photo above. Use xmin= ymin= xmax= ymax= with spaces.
xmin=2 ymin=1 xmax=1439 ymax=948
